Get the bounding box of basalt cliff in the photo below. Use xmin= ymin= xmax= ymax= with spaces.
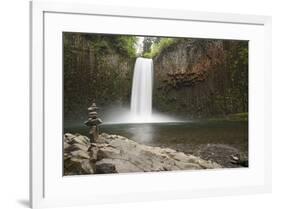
xmin=153 ymin=39 xmax=248 ymax=118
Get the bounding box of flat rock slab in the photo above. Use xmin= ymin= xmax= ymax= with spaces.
xmin=64 ymin=133 xmax=222 ymax=175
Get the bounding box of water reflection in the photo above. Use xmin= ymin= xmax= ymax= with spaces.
xmin=64 ymin=121 xmax=248 ymax=157
xmin=127 ymin=124 xmax=154 ymax=143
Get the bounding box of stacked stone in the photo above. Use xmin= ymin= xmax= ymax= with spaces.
xmin=84 ymin=102 xmax=102 ymax=143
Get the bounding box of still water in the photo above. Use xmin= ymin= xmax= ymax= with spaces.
xmin=64 ymin=120 xmax=248 ymax=157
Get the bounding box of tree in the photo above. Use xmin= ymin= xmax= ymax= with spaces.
xmin=142 ymin=37 xmax=154 ymax=55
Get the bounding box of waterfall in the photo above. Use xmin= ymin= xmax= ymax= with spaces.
xmin=103 ymin=57 xmax=180 ymax=124
xmin=131 ymin=58 xmax=153 ymax=119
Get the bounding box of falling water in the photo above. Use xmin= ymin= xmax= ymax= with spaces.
xmin=131 ymin=57 xmax=153 ymax=119
xmin=102 ymin=57 xmax=182 ymax=124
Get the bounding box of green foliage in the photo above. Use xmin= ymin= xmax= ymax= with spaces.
xmin=142 ymin=37 xmax=155 ymax=54
xmin=206 ymin=112 xmax=248 ymax=122
xmin=228 ymin=112 xmax=248 ymax=121
xmin=143 ymin=38 xmax=177 ymax=58
xmin=227 ymin=41 xmax=248 ymax=113
xmin=113 ymin=36 xmax=137 ymax=58
xmin=86 ymin=35 xmax=137 ymax=58
xmin=210 ymin=41 xmax=248 ymax=115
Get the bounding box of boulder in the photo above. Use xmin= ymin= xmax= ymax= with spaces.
xmin=64 ymin=157 xmax=95 ymax=175
xmin=70 ymin=150 xmax=90 ymax=159
xmin=64 ymin=143 xmax=89 ymax=153
xmin=64 ymin=133 xmax=90 ymax=145
xmin=95 ymin=162 xmax=117 ymax=174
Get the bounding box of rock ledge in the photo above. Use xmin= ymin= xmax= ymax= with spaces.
xmin=64 ymin=133 xmax=221 ymax=175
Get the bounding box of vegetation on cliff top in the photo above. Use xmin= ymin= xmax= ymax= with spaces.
xmin=80 ymin=33 xmax=138 ymax=58
xmin=143 ymin=38 xmax=178 ymax=58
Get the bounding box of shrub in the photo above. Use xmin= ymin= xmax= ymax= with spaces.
xmin=143 ymin=38 xmax=176 ymax=58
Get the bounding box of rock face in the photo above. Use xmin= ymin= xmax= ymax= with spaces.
xmin=64 ymin=133 xmax=221 ymax=175
xmin=153 ymin=39 xmax=248 ymax=118
xmin=63 ymin=33 xmax=135 ymax=123
xmin=64 ymin=34 xmax=248 ymax=122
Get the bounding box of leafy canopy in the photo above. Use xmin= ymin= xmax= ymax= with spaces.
xmin=143 ymin=38 xmax=177 ymax=58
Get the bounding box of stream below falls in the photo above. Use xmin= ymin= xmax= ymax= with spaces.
xmin=64 ymin=120 xmax=248 ymax=168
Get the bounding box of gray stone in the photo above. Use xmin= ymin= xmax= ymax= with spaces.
xmin=85 ymin=118 xmax=102 ymax=126
xmin=95 ymin=162 xmax=117 ymax=174
xmin=89 ymin=111 xmax=98 ymax=117
xmin=197 ymin=144 xmax=243 ymax=168
xmin=88 ymin=106 xmax=98 ymax=111
xmin=65 ymin=143 xmax=89 ymax=153
xmin=64 ymin=133 xmax=222 ymax=175
xmin=70 ymin=150 xmax=90 ymax=159
xmin=231 ymin=155 xmax=239 ymax=161
xmin=95 ymin=133 xmax=221 ymax=172
xmin=89 ymin=146 xmax=99 ymax=161
xmin=64 ymin=157 xmax=95 ymax=175
xmin=65 ymin=134 xmax=90 ymax=145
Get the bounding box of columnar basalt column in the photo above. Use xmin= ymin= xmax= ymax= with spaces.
xmin=84 ymin=101 xmax=102 ymax=143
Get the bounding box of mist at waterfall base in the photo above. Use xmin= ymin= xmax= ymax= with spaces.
xmin=103 ymin=57 xmax=184 ymax=124
xmin=102 ymin=106 xmax=183 ymax=124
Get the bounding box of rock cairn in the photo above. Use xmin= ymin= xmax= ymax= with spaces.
xmin=84 ymin=101 xmax=102 ymax=143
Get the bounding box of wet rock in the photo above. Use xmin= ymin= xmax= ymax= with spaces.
xmin=197 ymin=144 xmax=248 ymax=168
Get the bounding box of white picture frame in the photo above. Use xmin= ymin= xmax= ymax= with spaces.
xmin=30 ymin=1 xmax=272 ymax=208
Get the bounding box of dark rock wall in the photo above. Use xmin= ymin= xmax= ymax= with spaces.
xmin=153 ymin=39 xmax=248 ymax=118
xmin=64 ymin=33 xmax=248 ymax=122
xmin=63 ymin=33 xmax=135 ymax=123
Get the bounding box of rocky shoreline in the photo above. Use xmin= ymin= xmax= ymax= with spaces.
xmin=64 ymin=133 xmax=222 ymax=175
